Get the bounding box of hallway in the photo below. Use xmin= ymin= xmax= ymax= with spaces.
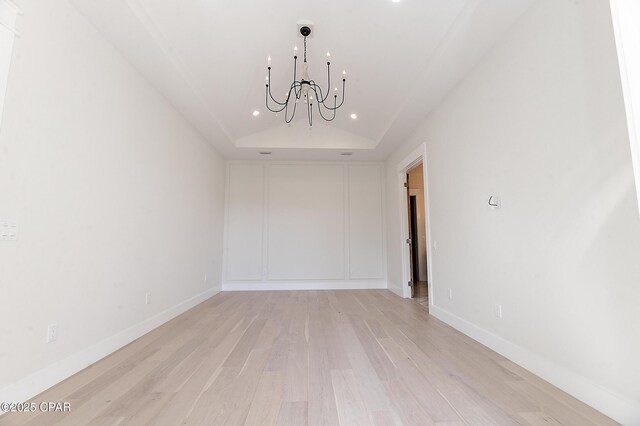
xmin=412 ymin=282 xmax=429 ymax=309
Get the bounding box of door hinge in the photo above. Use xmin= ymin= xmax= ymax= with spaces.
xmin=408 ymin=281 xmax=412 ymax=287
xmin=406 ymin=238 xmax=411 ymax=244
xmin=403 ymin=182 xmax=408 ymax=188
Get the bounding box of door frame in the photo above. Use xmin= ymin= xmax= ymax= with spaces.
xmin=397 ymin=143 xmax=434 ymax=302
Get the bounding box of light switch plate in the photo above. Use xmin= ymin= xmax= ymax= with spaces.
xmin=47 ymin=324 xmax=58 ymax=343
xmin=0 ymin=222 xmax=18 ymax=241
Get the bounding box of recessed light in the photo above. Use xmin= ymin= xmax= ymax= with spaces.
xmin=392 ymin=0 xmax=401 ymax=3
xmin=350 ymin=113 xmax=357 ymax=120
xmin=252 ymin=110 xmax=260 ymax=116
xmin=259 ymin=151 xmax=272 ymax=155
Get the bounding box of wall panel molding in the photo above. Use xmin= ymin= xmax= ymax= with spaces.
xmin=224 ymin=164 xmax=265 ymax=280
xmin=223 ymin=161 xmax=387 ymax=290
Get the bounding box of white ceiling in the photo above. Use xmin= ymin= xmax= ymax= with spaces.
xmin=70 ymin=0 xmax=534 ymax=161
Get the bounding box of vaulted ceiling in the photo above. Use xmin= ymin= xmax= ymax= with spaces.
xmin=70 ymin=0 xmax=534 ymax=160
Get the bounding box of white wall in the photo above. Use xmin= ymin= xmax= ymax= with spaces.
xmin=385 ymin=0 xmax=640 ymax=423
xmin=0 ymin=0 xmax=225 ymax=404
xmin=224 ymin=162 xmax=386 ymax=290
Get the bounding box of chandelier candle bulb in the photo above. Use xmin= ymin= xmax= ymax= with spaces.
xmin=267 ymin=56 xmax=271 ymax=66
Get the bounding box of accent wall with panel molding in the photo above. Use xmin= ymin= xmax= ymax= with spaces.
xmin=223 ymin=162 xmax=386 ymax=290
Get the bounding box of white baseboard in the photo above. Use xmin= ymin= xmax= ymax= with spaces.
xmin=222 ymin=280 xmax=387 ymax=291
xmin=387 ymin=284 xmax=403 ymax=298
xmin=430 ymin=305 xmax=640 ymax=425
xmin=0 ymin=287 xmax=220 ymax=409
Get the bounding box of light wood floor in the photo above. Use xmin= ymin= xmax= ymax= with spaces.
xmin=412 ymin=282 xmax=429 ymax=309
xmin=1 ymin=290 xmax=616 ymax=426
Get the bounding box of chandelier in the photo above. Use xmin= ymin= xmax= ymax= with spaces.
xmin=265 ymin=26 xmax=346 ymax=126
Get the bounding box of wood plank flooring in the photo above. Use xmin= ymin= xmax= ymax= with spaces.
xmin=0 ymin=290 xmax=616 ymax=425
xmin=412 ymin=282 xmax=429 ymax=309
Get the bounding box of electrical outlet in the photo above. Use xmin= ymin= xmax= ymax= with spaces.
xmin=145 ymin=293 xmax=151 ymax=305
xmin=448 ymin=288 xmax=453 ymax=300
xmin=495 ymin=304 xmax=503 ymax=319
xmin=46 ymin=324 xmax=58 ymax=343
xmin=433 ymin=240 xmax=438 ymax=251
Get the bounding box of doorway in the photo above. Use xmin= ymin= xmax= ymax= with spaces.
xmin=406 ymin=164 xmax=429 ymax=308
xmin=397 ymin=142 xmax=433 ymax=305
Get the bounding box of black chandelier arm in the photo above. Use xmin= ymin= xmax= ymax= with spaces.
xmin=315 ymin=100 xmax=337 ymax=122
xmin=319 ymin=62 xmax=331 ymax=103
xmin=287 ymin=81 xmax=299 ymax=102
xmin=308 ymin=79 xmax=345 ymax=111
xmin=285 ymin=81 xmax=304 ymax=123
xmin=266 ymin=80 xmax=301 ymax=114
xmin=322 ymin=78 xmax=346 ymax=111
xmin=307 ymin=61 xmax=338 ymax=105
xmin=308 ymin=63 xmax=332 ymax=104
xmin=316 ymin=95 xmax=338 ymax=122
xmin=293 ymin=81 xmax=303 ymax=99
xmin=266 ymin=67 xmax=287 ymax=106
xmin=310 ymin=85 xmax=337 ymax=122
xmin=307 ymin=81 xmax=328 ymax=106
xmin=265 ymin=85 xmax=288 ymax=113
xmin=284 ymin=95 xmax=298 ymax=124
